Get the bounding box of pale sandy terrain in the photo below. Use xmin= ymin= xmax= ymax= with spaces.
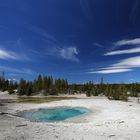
xmin=0 ymin=91 xmax=140 ymax=140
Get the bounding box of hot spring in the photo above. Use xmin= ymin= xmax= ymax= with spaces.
xmin=18 ymin=107 xmax=89 ymax=122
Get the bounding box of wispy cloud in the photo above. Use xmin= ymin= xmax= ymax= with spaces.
xmin=101 ymin=37 xmax=140 ymax=74
xmin=88 ymin=68 xmax=132 ymax=74
xmin=0 ymin=66 xmax=33 ymax=75
xmin=29 ymin=25 xmax=57 ymax=42
xmin=60 ymin=47 xmax=79 ymax=62
xmin=46 ymin=46 xmax=80 ymax=62
xmin=112 ymin=56 xmax=140 ymax=68
xmin=0 ymin=48 xmax=18 ymax=60
xmin=104 ymin=47 xmax=140 ymax=56
xmin=0 ymin=46 xmax=30 ymax=61
xmin=93 ymin=43 xmax=105 ymax=48
xmin=114 ymin=38 xmax=140 ymax=46
xmin=29 ymin=25 xmax=80 ymax=62
xmin=88 ymin=56 xmax=140 ymax=74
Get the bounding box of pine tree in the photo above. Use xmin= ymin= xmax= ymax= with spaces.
xmin=26 ymin=81 xmax=33 ymax=96
xmin=18 ymin=78 xmax=27 ymax=95
xmin=36 ymin=75 xmax=43 ymax=91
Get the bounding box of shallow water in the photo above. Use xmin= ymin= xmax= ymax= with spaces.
xmin=18 ymin=107 xmax=89 ymax=122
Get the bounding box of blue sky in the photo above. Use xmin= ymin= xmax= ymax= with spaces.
xmin=0 ymin=0 xmax=140 ymax=83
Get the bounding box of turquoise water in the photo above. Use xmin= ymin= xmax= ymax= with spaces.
xmin=18 ymin=107 xmax=89 ymax=122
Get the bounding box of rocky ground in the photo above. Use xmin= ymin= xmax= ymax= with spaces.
xmin=0 ymin=91 xmax=140 ymax=140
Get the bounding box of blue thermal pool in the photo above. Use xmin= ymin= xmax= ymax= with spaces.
xmin=18 ymin=107 xmax=89 ymax=122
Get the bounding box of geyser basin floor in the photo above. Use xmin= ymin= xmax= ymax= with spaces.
xmin=18 ymin=107 xmax=89 ymax=122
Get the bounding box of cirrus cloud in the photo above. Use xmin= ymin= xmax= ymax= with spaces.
xmin=0 ymin=66 xmax=33 ymax=75
xmin=88 ymin=56 xmax=140 ymax=74
xmin=0 ymin=46 xmax=30 ymax=61
xmin=0 ymin=48 xmax=17 ymax=60
xmin=60 ymin=47 xmax=79 ymax=62
xmin=88 ymin=68 xmax=132 ymax=74
xmin=114 ymin=38 xmax=140 ymax=46
xmin=104 ymin=47 xmax=140 ymax=56
xmin=45 ymin=46 xmax=80 ymax=62
xmin=113 ymin=56 xmax=140 ymax=68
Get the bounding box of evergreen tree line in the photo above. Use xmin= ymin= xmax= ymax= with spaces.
xmin=0 ymin=77 xmax=18 ymax=94
xmin=18 ymin=75 xmax=68 ymax=96
xmin=71 ymin=81 xmax=140 ymax=101
xmin=1 ymin=73 xmax=140 ymax=101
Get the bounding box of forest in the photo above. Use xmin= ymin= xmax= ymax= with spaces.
xmin=0 ymin=73 xmax=140 ymax=101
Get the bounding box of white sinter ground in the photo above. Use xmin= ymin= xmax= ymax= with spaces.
xmin=0 ymin=91 xmax=140 ymax=140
